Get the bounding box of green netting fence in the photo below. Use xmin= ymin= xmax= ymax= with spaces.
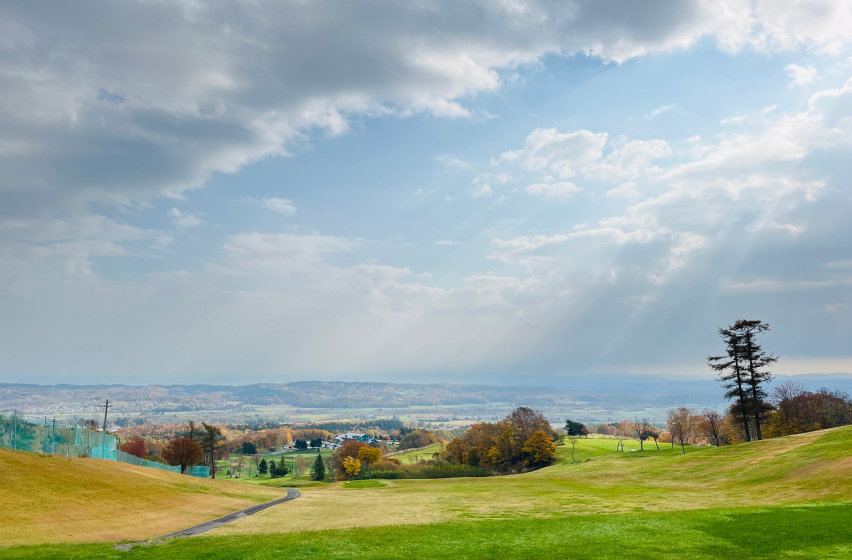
xmin=0 ymin=411 xmax=209 ymax=478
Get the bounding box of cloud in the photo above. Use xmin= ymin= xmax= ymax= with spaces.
xmin=721 ymin=115 xmax=748 ymax=124
xmin=586 ymin=139 xmax=671 ymax=181
xmin=3 ymin=2 xmax=852 ymax=381
xmin=473 ymin=183 xmax=492 ymax=198
xmin=1 ymin=0 xmax=850 ymax=227
xmin=785 ymin=64 xmax=819 ymax=86
xmin=170 ymin=208 xmax=203 ymax=228
xmin=606 ymin=182 xmax=640 ymax=199
xmin=434 ymin=154 xmax=471 ymax=169
xmin=504 ymin=128 xmax=608 ymax=179
xmin=525 ymin=181 xmax=581 ymax=198
xmin=262 ymin=198 xmax=297 ymax=215
xmin=644 ymin=105 xmax=675 ymax=119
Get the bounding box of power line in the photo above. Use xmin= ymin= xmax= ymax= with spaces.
xmin=99 ymin=400 xmax=112 ymax=454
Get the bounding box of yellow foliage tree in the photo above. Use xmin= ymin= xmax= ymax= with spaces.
xmin=522 ymin=430 xmax=557 ymax=467
xmin=357 ymin=446 xmax=381 ymax=466
xmin=341 ymin=456 xmax=361 ymax=480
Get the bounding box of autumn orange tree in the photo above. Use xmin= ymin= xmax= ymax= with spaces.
xmin=162 ymin=437 xmax=203 ymax=474
xmin=119 ymin=437 xmax=148 ymax=459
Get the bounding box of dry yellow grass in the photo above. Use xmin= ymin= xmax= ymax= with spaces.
xmin=0 ymin=448 xmax=285 ymax=545
xmin=211 ymin=426 xmax=852 ymax=537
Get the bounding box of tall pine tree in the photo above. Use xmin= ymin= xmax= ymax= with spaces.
xmin=310 ymin=450 xmax=326 ymax=481
xmin=708 ymin=326 xmax=752 ymax=441
xmin=732 ymin=320 xmax=777 ymax=440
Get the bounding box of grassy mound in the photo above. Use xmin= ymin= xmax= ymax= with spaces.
xmin=0 ymin=449 xmax=285 ymax=545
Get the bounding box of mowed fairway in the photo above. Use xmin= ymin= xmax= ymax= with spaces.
xmin=208 ymin=426 xmax=852 ymax=536
xmin=0 ymin=449 xmax=285 ymax=545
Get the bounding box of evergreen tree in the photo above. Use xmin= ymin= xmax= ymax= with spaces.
xmin=732 ymin=320 xmax=777 ymax=440
xmin=310 ymin=450 xmax=326 ymax=481
xmin=564 ymin=419 xmax=586 ymax=436
xmin=258 ymin=458 xmax=268 ymax=475
xmin=708 ymin=326 xmax=752 ymax=442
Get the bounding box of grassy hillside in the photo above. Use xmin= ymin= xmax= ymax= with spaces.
xmin=2 ymin=427 xmax=851 ymax=559
xmin=0 ymin=449 xmax=285 ymax=545
xmin=210 ymin=426 xmax=852 ymax=536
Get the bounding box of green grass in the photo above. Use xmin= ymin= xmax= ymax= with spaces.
xmin=4 ymin=502 xmax=851 ymax=559
xmin=342 ymin=479 xmax=388 ymax=489
xmin=218 ymin=449 xmax=331 ymax=484
xmin=5 ymin=426 xmax=851 ymax=556
xmin=388 ymin=443 xmax=443 ymax=462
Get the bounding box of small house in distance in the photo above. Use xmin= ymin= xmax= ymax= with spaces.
xmin=333 ymin=432 xmax=373 ymax=448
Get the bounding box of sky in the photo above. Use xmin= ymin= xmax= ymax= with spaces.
xmin=0 ymin=0 xmax=851 ymax=386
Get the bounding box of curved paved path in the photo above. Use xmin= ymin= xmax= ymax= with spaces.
xmin=115 ymin=489 xmax=300 ymax=550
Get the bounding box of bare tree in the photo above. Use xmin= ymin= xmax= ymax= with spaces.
xmin=772 ymin=380 xmax=807 ymax=433
xmin=632 ymin=418 xmax=654 ymax=451
xmin=699 ymin=409 xmax=724 ymax=447
xmin=667 ymin=407 xmax=694 ymax=454
xmin=566 ymin=433 xmax=580 ymax=462
xmin=616 ymin=420 xmax=632 ymax=451
xmin=648 ymin=425 xmax=661 ymax=450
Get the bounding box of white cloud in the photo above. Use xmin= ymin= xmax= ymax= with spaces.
xmin=473 ymin=183 xmax=492 ymax=198
xmin=586 ymin=139 xmax=671 ymax=182
xmin=525 ymin=181 xmax=581 ymax=198
xmin=170 ymin=208 xmax=203 ymax=228
xmin=434 ymin=154 xmax=470 ymax=169
xmin=644 ymin=105 xmax=675 ymax=119
xmin=721 ymin=115 xmax=748 ymax=124
xmin=261 ymin=198 xmax=297 ymax=215
xmin=785 ymin=64 xmax=819 ymax=86
xmin=504 ymin=128 xmax=608 ymax=179
xmin=606 ymin=182 xmax=640 ymax=199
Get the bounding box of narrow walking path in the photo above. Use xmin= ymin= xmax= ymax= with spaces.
xmin=115 ymin=489 xmax=300 ymax=551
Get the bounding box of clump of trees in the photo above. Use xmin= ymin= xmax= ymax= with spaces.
xmin=703 ymin=319 xmax=852 ymax=445
xmin=397 ymin=429 xmax=437 ymax=451
xmin=441 ymin=407 xmax=556 ymax=474
xmin=767 ymin=381 xmax=852 ymax=436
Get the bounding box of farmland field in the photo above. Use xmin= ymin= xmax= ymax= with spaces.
xmin=2 ymin=427 xmax=851 ymax=559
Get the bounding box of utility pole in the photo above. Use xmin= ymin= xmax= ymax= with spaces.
xmin=99 ymin=400 xmax=112 ymax=457
xmin=43 ymin=417 xmax=47 ymax=454
xmin=12 ymin=410 xmax=17 ymax=450
xmin=52 ymin=418 xmax=57 ymax=455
